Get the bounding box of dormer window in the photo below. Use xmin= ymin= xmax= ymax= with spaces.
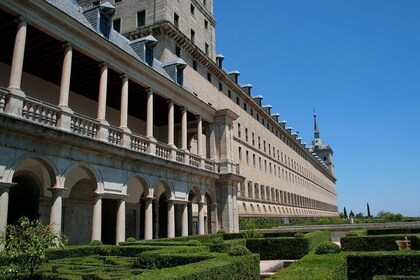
xmin=99 ymin=11 xmax=111 ymax=38
xmin=177 ymin=66 xmax=184 ymax=86
xmin=145 ymin=44 xmax=154 ymax=66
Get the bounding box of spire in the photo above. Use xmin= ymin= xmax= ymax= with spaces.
xmin=314 ymin=110 xmax=320 ymax=139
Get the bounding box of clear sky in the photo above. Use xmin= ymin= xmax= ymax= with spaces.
xmin=214 ymin=0 xmax=420 ymax=217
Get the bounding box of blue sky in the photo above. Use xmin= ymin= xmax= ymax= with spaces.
xmin=214 ymin=0 xmax=420 ymax=217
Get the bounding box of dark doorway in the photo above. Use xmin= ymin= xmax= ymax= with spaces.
xmin=8 ymin=175 xmax=40 ymax=225
xmin=140 ymin=196 xmax=146 ymax=240
xmin=158 ymin=194 xmax=168 ymax=238
xmin=102 ymin=199 xmax=117 ymax=245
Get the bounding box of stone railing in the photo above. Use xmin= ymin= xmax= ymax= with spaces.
xmin=71 ymin=114 xmax=99 ymax=139
xmin=1 ymin=93 xmax=225 ymax=174
xmin=108 ymin=126 xmax=122 ymax=145
xmin=22 ymin=97 xmax=59 ymax=127
xmin=156 ymin=142 xmax=171 ymax=159
xmin=176 ymin=150 xmax=185 ymax=163
xmin=0 ymin=88 xmax=8 ymax=112
xmin=204 ymin=159 xmax=216 ymax=172
xmin=189 ymin=154 xmax=201 ymax=168
xmin=130 ymin=133 xmax=149 ymax=153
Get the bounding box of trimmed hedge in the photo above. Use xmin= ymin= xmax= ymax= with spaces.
xmin=367 ymin=229 xmax=420 ymax=236
xmin=270 ymin=252 xmax=347 ymax=280
xmin=46 ymin=245 xmax=162 ymax=260
xmin=222 ymin=232 xmax=297 ymax=240
xmin=129 ymin=254 xmax=260 ymax=280
xmin=245 ymin=230 xmax=331 ymax=260
xmin=374 ymin=276 xmax=420 ymax=280
xmin=347 ymin=251 xmax=420 ymax=280
xmin=341 ymin=235 xmax=418 ymax=251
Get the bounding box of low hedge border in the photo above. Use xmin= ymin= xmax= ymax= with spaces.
xmin=222 ymin=232 xmax=297 ymax=240
xmin=245 ymin=230 xmax=331 ymax=260
xmin=129 ymin=253 xmax=260 ymax=280
xmin=374 ymin=276 xmax=420 ymax=280
xmin=270 ymin=252 xmax=347 ymax=280
xmin=347 ymin=251 xmax=420 ymax=280
xmin=367 ymin=229 xmax=420 ymax=236
xmin=341 ymin=235 xmax=419 ymax=251
xmin=120 ymin=234 xmax=222 ymax=245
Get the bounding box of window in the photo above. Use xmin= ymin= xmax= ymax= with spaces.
xmin=246 ymin=150 xmax=249 ymax=164
xmin=218 ymin=82 xmax=223 ymax=91
xmin=93 ymin=1 xmax=100 ymax=6
xmin=245 ymin=128 xmax=248 ymax=142
xmin=191 ymin=29 xmax=195 ymax=43
xmin=99 ymin=12 xmax=111 ymax=38
xmin=252 ymin=133 xmax=255 ymax=146
xmin=238 ymin=123 xmax=241 ymax=138
xmin=177 ymin=66 xmax=184 ymax=86
xmin=193 ymin=60 xmax=198 ymax=71
xmin=204 ymin=19 xmax=208 ymax=29
xmin=250 ymin=108 xmax=253 ymax=116
xmin=203 ymin=0 xmax=207 ymax=6
xmin=205 ymin=43 xmax=209 ymax=55
xmin=258 ymin=137 xmax=261 ymax=149
xmin=113 ymin=18 xmax=121 ymax=33
xmin=236 ymin=97 xmax=240 ymax=105
xmin=115 ymin=0 xmax=122 ymax=3
xmin=228 ymin=90 xmax=231 ymax=98
xmin=238 ymin=147 xmax=242 ymax=160
xmin=175 ymin=46 xmax=181 ymax=57
xmin=174 ymin=13 xmax=179 ymax=28
xmin=207 ymin=72 xmax=212 ymax=82
xmin=257 ymin=114 xmax=259 ymax=121
xmin=243 ymin=103 xmax=247 ymax=111
xmin=253 ymin=154 xmax=256 ymax=166
xmin=145 ymin=45 xmax=153 ymax=66
xmin=190 ymin=4 xmax=195 ymax=15
xmin=137 ymin=10 xmax=146 ymax=27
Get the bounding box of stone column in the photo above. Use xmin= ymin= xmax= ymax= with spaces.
xmin=167 ymin=100 xmax=175 ymax=147
xmin=8 ymin=18 xmax=27 ymax=91
xmin=97 ymin=63 xmax=108 ymax=121
xmin=58 ymin=43 xmax=73 ymax=109
xmin=0 ymin=183 xmax=13 ymax=248
xmin=211 ymin=203 xmax=218 ymax=233
xmin=198 ymin=201 xmax=205 ymax=235
xmin=57 ymin=43 xmax=73 ymax=131
xmin=167 ymin=200 xmax=175 ymax=238
xmin=49 ymin=188 xmax=66 ymax=234
xmin=144 ymin=197 xmax=153 ymax=240
xmin=207 ymin=124 xmax=217 ymax=161
xmin=91 ymin=194 xmax=102 ymax=242
xmin=119 ymin=74 xmax=129 ymax=130
xmin=196 ymin=116 xmax=203 ymax=157
xmin=116 ymin=199 xmax=126 ymax=244
xmin=181 ymin=203 xmax=188 ymax=237
xmin=146 ymin=88 xmax=154 ymax=139
xmin=181 ymin=107 xmax=188 ymax=151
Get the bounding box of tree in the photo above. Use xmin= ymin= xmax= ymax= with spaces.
xmin=367 ymin=203 xmax=371 ymax=217
xmin=343 ymin=207 xmax=348 ymax=219
xmin=0 ymin=217 xmax=68 ymax=277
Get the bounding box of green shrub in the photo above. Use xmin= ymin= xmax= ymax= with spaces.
xmin=187 ymin=240 xmax=201 ymax=246
xmin=130 ymin=254 xmax=260 ymax=280
xmin=126 ymin=237 xmax=137 ymax=243
xmin=210 ymin=238 xmax=229 ymax=253
xmin=222 ymin=233 xmax=245 ymax=240
xmin=346 ymin=232 xmax=358 ymax=237
xmin=270 ymin=252 xmax=347 ymax=280
xmin=305 ymin=231 xmax=331 ymax=252
xmin=223 ymin=232 xmax=296 ymax=240
xmin=367 ymin=229 xmax=420 ymax=236
xmin=347 ymin=251 xmax=420 ymax=280
xmin=315 ymin=242 xmax=341 ymax=255
xmin=242 ymin=220 xmax=263 ymax=239
xmin=341 ymin=235 xmax=417 ymax=251
xmin=228 ymin=245 xmax=251 ymax=256
xmin=246 ymin=237 xmax=309 ymax=260
xmin=217 ymin=229 xmax=226 ymax=234
xmin=294 ymin=232 xmax=305 ymax=238
xmin=373 ymin=276 xmax=420 ymax=280
xmin=89 ymin=240 xmax=103 ymax=246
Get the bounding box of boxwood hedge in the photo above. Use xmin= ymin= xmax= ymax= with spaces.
xmin=367 ymin=229 xmax=420 ymax=236
xmin=347 ymin=251 xmax=420 ymax=280
xmin=374 ymin=276 xmax=420 ymax=280
xmin=341 ymin=235 xmax=418 ymax=251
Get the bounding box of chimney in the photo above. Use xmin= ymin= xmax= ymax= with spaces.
xmin=262 ymin=104 xmax=272 ymax=115
xmin=241 ymin=84 xmax=253 ymax=96
xmin=228 ymin=70 xmax=240 ymax=84
xmin=279 ymin=120 xmax=286 ymax=128
xmin=271 ymin=113 xmax=280 ymax=122
xmin=286 ymin=127 xmax=293 ymax=135
xmin=253 ymin=95 xmax=263 ymax=106
xmin=216 ymin=54 xmax=224 ymax=68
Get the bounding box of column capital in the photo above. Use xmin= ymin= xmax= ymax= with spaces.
xmin=62 ymin=42 xmax=72 ymax=49
xmin=167 ymin=99 xmax=174 ymax=105
xmin=15 ymin=16 xmax=28 ymax=25
xmin=99 ymin=62 xmax=108 ymax=69
xmin=146 ymin=87 xmax=153 ymax=94
xmin=48 ymin=187 xmax=68 ymax=194
xmin=143 ymin=196 xmax=155 ymax=201
xmin=120 ymin=73 xmax=128 ymax=80
xmin=180 ymin=106 xmax=187 ymax=112
xmin=0 ymin=182 xmax=16 ymax=191
xmin=169 ymin=198 xmax=189 ymax=205
xmin=196 ymin=115 xmax=202 ymax=121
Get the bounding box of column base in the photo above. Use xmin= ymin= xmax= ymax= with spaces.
xmin=5 ymin=88 xmax=25 ymax=117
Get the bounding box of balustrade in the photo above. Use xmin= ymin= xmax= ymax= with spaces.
xmin=108 ymin=126 xmax=122 ymax=145
xmin=22 ymin=97 xmax=59 ymax=127
xmin=0 ymin=89 xmax=8 ymax=112
xmin=176 ymin=150 xmax=185 ymax=163
xmin=189 ymin=154 xmax=201 ymax=168
xmin=70 ymin=114 xmax=99 ymax=138
xmin=156 ymin=143 xmax=171 ymax=159
xmin=130 ymin=133 xmax=149 ymax=153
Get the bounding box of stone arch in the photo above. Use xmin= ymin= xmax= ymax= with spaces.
xmin=62 ymin=163 xmax=100 ymax=245
xmin=204 ymin=186 xmax=216 ymax=234
xmin=7 ymin=154 xmax=58 ymax=226
xmin=152 ymin=179 xmax=174 ymax=239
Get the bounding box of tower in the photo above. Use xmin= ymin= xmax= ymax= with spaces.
xmin=310 ymin=112 xmax=334 ymax=175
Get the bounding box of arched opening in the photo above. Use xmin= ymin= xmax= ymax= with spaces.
xmin=157 ymin=193 xmax=168 ymax=238
xmin=63 ymin=166 xmax=98 ymax=245
xmin=153 ymin=181 xmax=171 ymax=239
xmin=126 ymin=176 xmax=148 ymax=240
xmin=8 ymin=174 xmax=40 ymax=225
xmin=205 ymin=192 xmax=213 ymax=234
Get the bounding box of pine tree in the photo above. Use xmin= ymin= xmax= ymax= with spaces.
xmin=367 ymin=203 xmax=371 ymax=217
xmin=343 ymin=207 xmax=348 ymax=219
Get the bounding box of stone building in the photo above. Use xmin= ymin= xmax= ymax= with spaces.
xmin=0 ymin=0 xmax=337 ymax=245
